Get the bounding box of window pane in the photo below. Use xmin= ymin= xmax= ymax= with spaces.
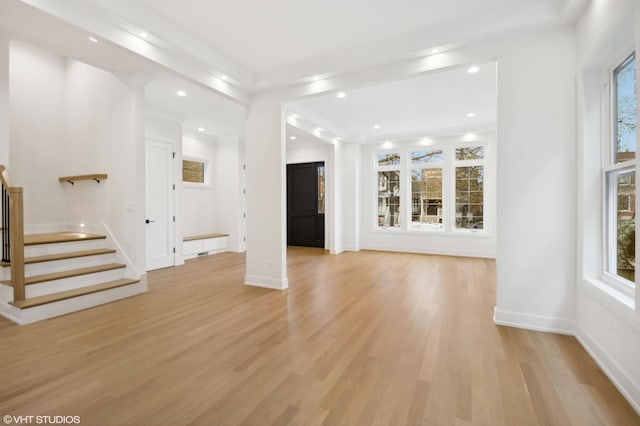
xmin=614 ymin=54 xmax=637 ymax=163
xmin=378 ymin=171 xmax=400 ymax=228
xmin=608 ymin=169 xmax=635 ymax=282
xmin=378 ymin=153 xmax=401 ymax=166
xmin=411 ymin=150 xmax=443 ymax=164
xmin=411 ymin=168 xmax=443 ymax=230
xmin=455 ymin=146 xmax=485 ymax=161
xmin=456 ymin=166 xmax=484 ymax=229
xmin=318 ymin=165 xmax=325 ymax=214
xmin=183 ymin=160 xmax=205 ymax=183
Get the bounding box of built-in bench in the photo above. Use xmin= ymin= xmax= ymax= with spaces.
xmin=182 ymin=233 xmax=229 ymax=259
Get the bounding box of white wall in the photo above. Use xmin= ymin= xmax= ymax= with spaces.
xmin=63 ymin=60 xmax=142 ymax=270
xmin=336 ymin=142 xmax=360 ymax=253
xmin=493 ymin=28 xmax=577 ymax=333
xmin=215 ymin=138 xmax=242 ymax=252
xmin=9 ymin=41 xmax=146 ymax=273
xmin=0 ymin=34 xmax=9 ymax=166
xmin=359 ymin=134 xmax=497 ymax=258
xmin=182 ymin=134 xmax=217 ymax=238
xmin=9 ymin=40 xmax=66 ymax=227
xmin=576 ymin=0 xmax=640 ymax=412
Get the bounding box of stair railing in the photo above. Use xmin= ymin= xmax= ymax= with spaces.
xmin=0 ymin=165 xmax=25 ymax=302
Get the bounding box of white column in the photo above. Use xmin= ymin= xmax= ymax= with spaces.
xmin=333 ymin=141 xmax=360 ymax=253
xmin=244 ymin=94 xmax=287 ymax=290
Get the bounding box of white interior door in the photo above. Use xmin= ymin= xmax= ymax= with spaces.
xmin=146 ymin=139 xmax=174 ymax=270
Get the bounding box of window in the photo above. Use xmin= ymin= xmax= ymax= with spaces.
xmin=373 ymin=141 xmax=489 ymax=234
xmin=605 ymin=53 xmax=637 ymax=286
xmin=182 ymin=156 xmax=211 ymax=186
xmin=410 ymin=150 xmax=443 ymax=230
xmin=455 ymin=147 xmax=485 ymax=230
xmin=377 ymin=153 xmax=401 ymax=228
xmin=183 ymin=159 xmax=205 ymax=183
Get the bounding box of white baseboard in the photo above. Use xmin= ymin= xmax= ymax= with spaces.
xmin=362 ymin=244 xmax=495 ymax=259
xmin=245 ymin=274 xmax=288 ymax=290
xmin=493 ymin=307 xmax=575 ymax=335
xmin=575 ymin=326 xmax=640 ymax=414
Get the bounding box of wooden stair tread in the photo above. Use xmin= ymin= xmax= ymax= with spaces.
xmin=9 ymin=278 xmax=139 ymax=309
xmin=25 ymin=249 xmax=117 ymax=265
xmin=1 ymin=263 xmax=125 ymax=286
xmin=183 ymin=233 xmax=229 ymax=242
xmin=1 ymin=249 xmax=117 ymax=266
xmin=24 ymin=232 xmax=106 ymax=246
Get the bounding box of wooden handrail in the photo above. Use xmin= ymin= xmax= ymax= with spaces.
xmin=0 ymin=165 xmax=25 ymax=303
xmin=0 ymin=165 xmax=13 ymax=189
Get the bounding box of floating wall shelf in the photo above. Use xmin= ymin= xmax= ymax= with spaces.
xmin=59 ymin=174 xmax=108 ymax=185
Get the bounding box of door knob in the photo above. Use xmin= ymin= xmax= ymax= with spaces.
xmin=145 ymin=219 xmax=155 ymax=224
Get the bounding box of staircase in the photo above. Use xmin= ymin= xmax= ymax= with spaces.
xmin=0 ymin=231 xmax=146 ymax=324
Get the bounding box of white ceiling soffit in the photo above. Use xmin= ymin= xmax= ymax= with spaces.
xmin=128 ymin=0 xmax=583 ymax=91
xmin=145 ymin=75 xmax=248 ymax=139
xmin=289 ymin=62 xmax=497 ymax=143
xmin=256 ymin=0 xmax=563 ymax=91
xmin=0 ymin=0 xmax=153 ymax=74
xmin=7 ymin=0 xmax=587 ymax=96
xmin=9 ymin=0 xmax=253 ymax=105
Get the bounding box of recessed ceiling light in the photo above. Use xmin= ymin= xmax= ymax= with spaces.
xmin=466 ymin=112 xmax=476 ymax=118
xmin=290 ymin=136 xmax=297 ymax=140
xmin=313 ymin=76 xmax=321 ymax=81
xmin=220 ymin=74 xmax=228 ymax=81
xmin=467 ymin=66 xmax=480 ymax=74
xmin=88 ymin=37 xmax=98 ymax=43
xmin=139 ymin=32 xmax=148 ymax=38
xmin=431 ymin=48 xmax=439 ymax=54
xmin=316 ymin=127 xmax=325 ymax=132
xmin=373 ymin=125 xmax=381 ymax=130
xmin=336 ymin=92 xmax=346 ymax=99
xmin=176 ymin=90 xmax=187 ymax=97
xmin=197 ymin=127 xmax=205 ymax=132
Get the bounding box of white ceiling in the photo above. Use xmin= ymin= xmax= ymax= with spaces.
xmin=289 ymin=62 xmax=497 ymax=142
xmin=1 ymin=0 xmax=581 ymax=142
xmin=134 ymin=0 xmax=548 ymax=74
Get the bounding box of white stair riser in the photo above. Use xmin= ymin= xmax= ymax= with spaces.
xmin=0 ymin=279 xmax=147 ymax=325
xmin=2 ymin=253 xmax=117 ymax=280
xmin=24 ymin=268 xmax=126 ymax=299
xmin=24 ymin=239 xmax=107 ymax=257
xmin=0 ymin=284 xmax=13 ymax=303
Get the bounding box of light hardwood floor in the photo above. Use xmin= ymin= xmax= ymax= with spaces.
xmin=0 ymin=248 xmax=638 ymax=425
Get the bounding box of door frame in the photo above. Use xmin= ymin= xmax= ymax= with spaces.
xmin=145 ymin=138 xmax=176 ymax=271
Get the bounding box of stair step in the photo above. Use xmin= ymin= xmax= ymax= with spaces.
xmin=9 ymin=278 xmax=140 ymax=309
xmin=1 ymin=263 xmax=126 ymax=286
xmin=25 ymin=248 xmax=117 ymax=265
xmin=24 ymin=232 xmax=106 ymax=246
xmin=1 ymin=249 xmax=117 ymax=267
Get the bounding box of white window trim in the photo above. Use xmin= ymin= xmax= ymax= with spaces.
xmin=600 ymin=49 xmax=637 ymax=294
